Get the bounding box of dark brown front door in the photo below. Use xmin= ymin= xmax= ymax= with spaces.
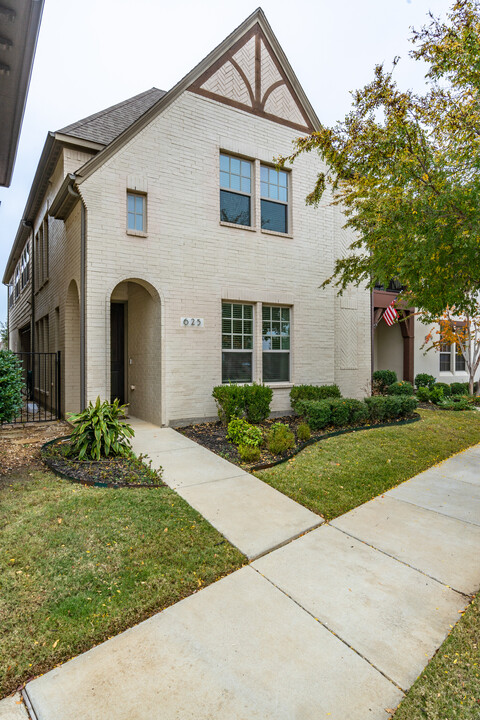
xmin=111 ymin=303 xmax=125 ymax=404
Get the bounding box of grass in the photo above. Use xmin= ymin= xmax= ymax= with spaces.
xmin=394 ymin=594 xmax=479 ymax=719
xmin=0 ymin=470 xmax=245 ymax=698
xmin=256 ymin=408 xmax=480 ymax=520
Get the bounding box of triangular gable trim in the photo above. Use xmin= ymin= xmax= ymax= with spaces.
xmin=75 ymin=9 xmax=319 ymax=184
xmin=189 ymin=24 xmax=313 ymax=133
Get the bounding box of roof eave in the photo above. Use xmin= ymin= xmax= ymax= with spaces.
xmin=48 ymin=173 xmax=79 ymax=219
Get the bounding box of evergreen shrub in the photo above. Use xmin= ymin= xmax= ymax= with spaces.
xmin=0 ymin=350 xmax=24 ymax=424
xmin=372 ymin=369 xmax=397 ymax=394
xmin=415 ymin=373 xmax=436 ymax=389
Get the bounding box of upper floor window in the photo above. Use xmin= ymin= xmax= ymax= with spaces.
xmin=261 ymin=165 xmax=288 ymax=233
xmin=8 ymin=282 xmax=14 ymax=309
xmin=127 ymin=192 xmax=146 ymax=232
xmin=14 ymin=266 xmax=20 ymax=299
xmin=20 ymin=243 xmax=30 ymax=289
xmin=220 ymin=154 xmax=251 ymax=227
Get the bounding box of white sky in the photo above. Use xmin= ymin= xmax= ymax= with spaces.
xmin=0 ymin=0 xmax=453 ymax=322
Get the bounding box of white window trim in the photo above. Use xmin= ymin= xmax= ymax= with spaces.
xmin=126 ymin=191 xmax=147 ymax=235
xmin=221 ymin=301 xmax=255 ymax=384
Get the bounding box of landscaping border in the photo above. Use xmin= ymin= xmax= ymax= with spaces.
xmin=250 ymin=413 xmax=421 ymax=471
xmin=41 ymin=437 xmax=164 ymax=489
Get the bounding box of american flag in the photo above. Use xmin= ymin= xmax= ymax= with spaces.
xmin=383 ymin=300 xmax=398 ymax=326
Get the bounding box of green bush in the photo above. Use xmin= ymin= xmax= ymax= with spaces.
xmin=387 ymin=381 xmax=414 ymax=396
xmin=415 ymin=373 xmax=436 ymax=389
xmin=329 ymin=398 xmax=351 ymax=427
xmin=433 ymin=382 xmax=451 ymax=397
xmin=226 ymin=417 xmax=263 ymax=448
xmin=372 ymin=369 xmax=397 ymax=394
xmin=266 ymin=422 xmax=295 ymax=455
xmin=398 ymin=396 xmax=419 ymax=415
xmin=238 ymin=444 xmax=261 ymax=463
xmin=290 ymin=384 xmax=341 ymax=411
xmin=439 ymin=397 xmax=470 ymax=411
xmin=450 ymin=382 xmax=469 ymax=396
xmin=364 ymin=395 xmax=416 ymax=421
xmin=243 ymin=382 xmax=272 ymax=423
xmin=0 ymin=350 xmax=25 ymax=424
xmin=296 ymin=399 xmax=332 ymax=430
xmin=343 ymin=398 xmax=369 ymax=424
xmin=212 ymin=384 xmax=245 ymax=425
xmin=430 ymin=386 xmax=445 ymax=404
xmin=416 ymin=386 xmax=431 ymax=403
xmin=296 ymin=423 xmax=311 ymax=442
xmin=68 ymin=397 xmax=134 ymax=460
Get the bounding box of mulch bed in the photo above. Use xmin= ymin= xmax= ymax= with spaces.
xmin=41 ymin=439 xmax=164 ymax=488
xmin=179 ymin=413 xmax=420 ymax=471
xmin=0 ymin=421 xmax=71 ymax=480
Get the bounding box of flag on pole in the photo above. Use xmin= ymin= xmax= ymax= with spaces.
xmin=383 ymin=301 xmax=398 ymax=326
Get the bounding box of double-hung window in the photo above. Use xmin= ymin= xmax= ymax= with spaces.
xmin=261 ymin=165 xmax=288 ymax=233
xmin=262 ymin=306 xmax=290 ymax=382
xmin=222 ymin=302 xmax=253 ymax=383
xmin=220 ymin=154 xmax=252 ymax=227
xmin=455 ymin=347 xmax=466 ymax=372
xmin=439 ymin=342 xmax=452 ymax=372
xmin=127 ymin=192 xmax=146 ymax=232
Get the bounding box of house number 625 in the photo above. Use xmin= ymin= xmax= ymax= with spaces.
xmin=181 ymin=317 xmax=204 ymax=327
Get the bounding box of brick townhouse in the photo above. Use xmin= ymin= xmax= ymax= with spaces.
xmin=3 ymin=8 xmax=372 ymax=425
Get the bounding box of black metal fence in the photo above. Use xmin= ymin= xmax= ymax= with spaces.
xmin=7 ymin=352 xmax=61 ymax=424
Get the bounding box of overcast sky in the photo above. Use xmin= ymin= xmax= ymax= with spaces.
xmin=0 ymin=0 xmax=453 ymax=323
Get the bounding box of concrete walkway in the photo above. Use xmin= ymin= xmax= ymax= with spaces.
xmin=10 ymin=429 xmax=480 ymax=719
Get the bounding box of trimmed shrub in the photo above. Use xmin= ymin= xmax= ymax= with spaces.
xmin=433 ymin=382 xmax=451 ymax=397
xmin=68 ymin=397 xmax=134 ymax=460
xmin=416 ymin=386 xmax=431 ymax=403
xmin=238 ymin=444 xmax=261 ymax=463
xmin=266 ymin=423 xmax=295 ymax=455
xmin=0 ymin=350 xmax=24 ymax=424
xmin=243 ymin=382 xmax=272 ymax=423
xmin=344 ymin=398 xmax=369 ymax=424
xmin=439 ymin=397 xmax=470 ymax=411
xmin=398 ymin=396 xmax=418 ymax=415
xmin=227 ymin=417 xmax=263 ymax=448
xmin=415 ymin=373 xmax=435 ymax=389
xmin=212 ymin=384 xmax=245 ymax=425
xmin=296 ymin=423 xmax=311 ymax=442
xmin=329 ymin=398 xmax=351 ymax=427
xmin=430 ymin=386 xmax=444 ymax=404
xmin=364 ymin=395 xmax=416 ymax=421
xmin=450 ymin=382 xmax=469 ymax=396
xmin=387 ymin=381 xmax=414 ymax=396
xmin=290 ymin=384 xmax=341 ymax=412
xmin=296 ymin=399 xmax=332 ymax=430
xmin=372 ymin=369 xmax=397 ymax=394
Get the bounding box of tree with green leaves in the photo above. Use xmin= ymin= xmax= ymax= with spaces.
xmin=280 ymin=0 xmax=480 ymax=317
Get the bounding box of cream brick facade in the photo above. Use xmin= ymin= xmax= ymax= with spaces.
xmin=5 ymin=10 xmax=372 ymax=425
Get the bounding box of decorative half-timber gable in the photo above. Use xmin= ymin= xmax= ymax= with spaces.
xmin=189 ymin=24 xmax=313 ymax=133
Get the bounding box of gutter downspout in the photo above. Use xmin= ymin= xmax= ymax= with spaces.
xmin=67 ymin=181 xmax=86 ymax=410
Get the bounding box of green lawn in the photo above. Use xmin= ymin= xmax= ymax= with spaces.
xmin=256 ymin=408 xmax=480 ymax=520
xmin=394 ymin=594 xmax=479 ymax=719
xmin=0 ymin=471 xmax=245 ymax=698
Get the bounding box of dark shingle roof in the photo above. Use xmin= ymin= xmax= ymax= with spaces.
xmin=57 ymin=87 xmax=166 ymax=145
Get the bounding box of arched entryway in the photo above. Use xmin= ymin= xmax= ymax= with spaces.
xmin=64 ymin=279 xmax=81 ymax=415
xmin=110 ymin=279 xmax=162 ymax=425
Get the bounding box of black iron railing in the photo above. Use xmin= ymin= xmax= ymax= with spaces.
xmin=6 ymin=351 xmax=61 ymax=424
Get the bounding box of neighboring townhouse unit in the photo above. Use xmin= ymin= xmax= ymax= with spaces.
xmin=4 ymin=9 xmax=372 ymax=425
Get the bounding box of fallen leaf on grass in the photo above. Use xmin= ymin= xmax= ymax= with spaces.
xmin=52 ymin=639 xmax=59 ymax=648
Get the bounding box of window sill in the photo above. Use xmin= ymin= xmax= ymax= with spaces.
xmin=261 ymin=229 xmax=293 ymax=239
xmin=265 ymin=382 xmax=293 ymax=389
xmin=126 ymin=229 xmax=148 ymax=238
xmin=220 ymin=221 xmax=257 ymax=232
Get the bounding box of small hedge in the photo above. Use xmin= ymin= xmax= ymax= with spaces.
xmin=450 ymin=382 xmax=469 ymax=395
xmin=212 ymin=383 xmax=272 ymax=425
xmin=387 ymin=381 xmax=414 ymax=396
xmin=433 ymin=382 xmax=451 ymax=397
xmin=290 ymin=384 xmax=341 ymax=412
xmin=297 ymin=395 xmax=417 ymax=430
xmin=372 ymin=369 xmax=397 ymax=394
xmin=0 ymin=350 xmax=25 ymax=424
xmin=415 ymin=373 xmax=436 ymax=389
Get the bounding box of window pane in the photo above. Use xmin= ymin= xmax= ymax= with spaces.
xmin=263 ymin=352 xmax=289 ymax=382
xmin=128 ymin=212 xmax=135 ymax=229
xmin=260 ymin=182 xmax=269 ymax=198
xmin=243 ymin=305 xmax=252 ymax=319
xmin=281 ymin=308 xmax=290 ymax=321
xmin=269 ymin=168 xmax=278 ymax=183
xmin=281 ymin=337 xmax=290 ymax=350
xmin=220 ymin=171 xmax=230 ymax=189
xmin=220 ymin=154 xmax=229 ymax=172
xmin=135 ymin=213 xmax=143 ymax=231
xmin=262 ymin=321 xmax=270 ymax=334
xmin=233 ymin=335 xmax=243 ymax=349
xmin=222 ymin=303 xmax=232 ymax=318
xmin=272 ymin=336 xmax=281 ymax=350
xmin=281 ymin=322 xmax=290 ymax=335
xmin=220 ymin=190 xmax=250 ymax=226
xmin=270 ymin=184 xmax=278 ymax=200
xmin=233 ymin=319 xmax=243 ymax=334
xmin=241 ymin=177 xmax=251 ymax=194
xmin=262 ymin=336 xmax=272 ymax=350
xmin=222 ymin=352 xmax=252 ymax=383
xmin=279 ymin=171 xmax=287 ymax=187
xmin=440 ymin=353 xmax=451 ymax=372
xmin=135 ymin=196 xmax=144 ymax=213
xmin=243 ymin=320 xmax=252 ymax=334
xmin=230 ymin=157 xmax=241 ymax=174
xmin=261 ymin=199 xmax=287 ymax=233
xmin=262 ymin=306 xmax=270 ymax=321
xmin=230 ymin=174 xmax=241 ymax=191
xmin=241 ymin=161 xmax=251 ymax=177
xmin=271 ymin=307 xmax=280 ymax=321
xmin=260 ymin=166 xmax=268 ymax=182
xmin=232 ymin=304 xmax=243 ymax=318
xmin=222 ymin=335 xmax=231 ymax=349
xmin=244 ymin=335 xmax=253 ymax=349
xmin=455 ymin=351 xmax=466 ymax=371
xmin=222 ymin=318 xmax=231 ymax=333
xmin=279 ymin=187 xmax=287 ymax=202
xmin=127 ymin=194 xmax=135 ymax=212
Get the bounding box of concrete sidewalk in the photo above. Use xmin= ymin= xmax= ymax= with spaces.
xmin=10 ymin=433 xmax=480 ymax=719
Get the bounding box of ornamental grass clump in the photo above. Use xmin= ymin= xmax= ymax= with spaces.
xmin=0 ymin=350 xmax=25 ymax=424
xmin=296 ymin=422 xmax=311 ymax=442
xmin=266 ymin=422 xmax=295 ymax=455
xmin=68 ymin=397 xmax=134 ymax=460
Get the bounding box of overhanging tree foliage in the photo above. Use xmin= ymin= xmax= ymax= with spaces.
xmin=279 ymin=0 xmax=480 ymax=317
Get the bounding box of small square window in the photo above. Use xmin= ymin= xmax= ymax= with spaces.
xmin=127 ymin=192 xmax=146 ymax=232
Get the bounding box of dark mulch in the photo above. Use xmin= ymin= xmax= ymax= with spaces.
xmin=42 ymin=440 xmax=164 ymax=487
xmin=179 ymin=414 xmax=419 ymax=470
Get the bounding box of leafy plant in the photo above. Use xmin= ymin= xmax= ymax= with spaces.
xmin=439 ymin=397 xmax=470 ymax=411
xmin=415 ymin=373 xmax=436 ymax=390
xmin=226 ymin=417 xmax=263 ymax=448
xmin=212 ymin=383 xmax=245 ymax=425
xmin=238 ymin=444 xmax=261 ymax=463
xmin=387 ymin=381 xmax=414 ymax=396
xmin=416 ymin=386 xmax=431 ymax=403
xmin=0 ymin=350 xmax=25 ymax=423
xmin=372 ymin=370 xmax=397 ymax=394
xmin=266 ymin=423 xmax=295 ymax=455
xmin=433 ymin=382 xmax=451 ymax=396
xmin=296 ymin=423 xmax=311 ymax=442
xmin=290 ymin=384 xmax=341 ymax=412
xmin=450 ymin=382 xmax=469 ymax=396
xmin=68 ymin=397 xmax=134 ymax=460
xmin=244 ymin=382 xmax=272 ymax=423
xmin=429 ymin=386 xmax=445 ymax=405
